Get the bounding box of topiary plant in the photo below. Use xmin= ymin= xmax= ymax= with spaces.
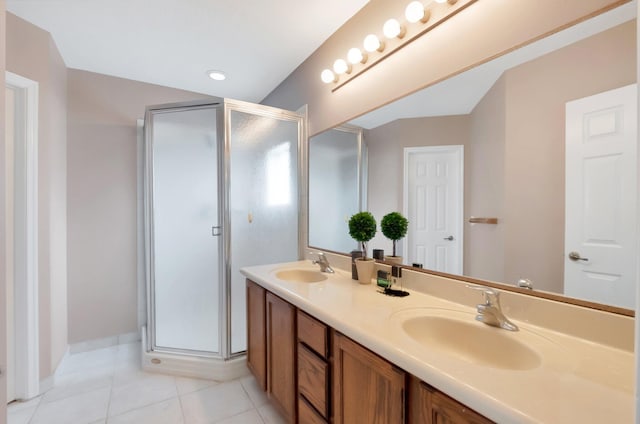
xmin=348 ymin=212 xmax=377 ymax=259
xmin=381 ymin=212 xmax=409 ymax=257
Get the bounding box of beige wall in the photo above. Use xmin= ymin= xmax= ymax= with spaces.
xmin=262 ymin=0 xmax=630 ymax=136
xmin=6 ymin=12 xmax=68 ymax=378
xmin=467 ymin=75 xmax=506 ymax=281
xmin=365 ymin=20 xmax=636 ymax=293
xmin=1 ymin=0 xmax=7 ymax=416
xmin=67 ymin=69 xmax=213 ymax=343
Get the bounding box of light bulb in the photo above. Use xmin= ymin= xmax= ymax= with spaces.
xmin=383 ymin=18 xmax=405 ymax=39
xmin=347 ymin=47 xmax=367 ymax=65
xmin=333 ymin=59 xmax=351 ymax=75
xmin=321 ymin=69 xmax=336 ymax=84
xmin=363 ymin=34 xmax=384 ymax=53
xmin=405 ymin=1 xmax=429 ymax=23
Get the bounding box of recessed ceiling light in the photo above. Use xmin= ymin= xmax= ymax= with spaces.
xmin=207 ymin=70 xmax=226 ymax=81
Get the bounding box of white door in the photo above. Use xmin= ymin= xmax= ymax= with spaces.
xmin=403 ymin=146 xmax=463 ymax=274
xmin=564 ymin=84 xmax=637 ymax=309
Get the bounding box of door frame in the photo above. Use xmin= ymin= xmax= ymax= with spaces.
xmin=402 ymin=145 xmax=464 ymax=273
xmin=6 ymin=71 xmax=40 ymax=400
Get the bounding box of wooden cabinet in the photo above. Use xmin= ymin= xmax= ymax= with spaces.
xmin=246 ymin=280 xmax=266 ymax=390
xmin=266 ymin=292 xmax=297 ymax=422
xmin=246 ymin=280 xmax=493 ymax=424
xmin=332 ymin=331 xmax=405 ymax=424
xmin=408 ymin=376 xmax=494 ymax=424
xmin=297 ymin=310 xmax=330 ymax=423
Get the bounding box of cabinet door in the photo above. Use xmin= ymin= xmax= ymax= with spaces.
xmin=408 ymin=376 xmax=493 ymax=424
xmin=266 ymin=292 xmax=297 ymax=422
xmin=246 ymin=280 xmax=266 ymax=390
xmin=333 ymin=332 xmax=405 ymax=424
xmin=430 ymin=390 xmax=493 ymax=424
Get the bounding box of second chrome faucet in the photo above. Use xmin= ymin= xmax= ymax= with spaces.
xmin=468 ymin=286 xmax=518 ymax=331
xmin=311 ymin=252 xmax=335 ymax=273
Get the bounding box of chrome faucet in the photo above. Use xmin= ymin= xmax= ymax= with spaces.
xmin=311 ymin=252 xmax=335 ymax=273
xmin=468 ymin=286 xmax=518 ymax=331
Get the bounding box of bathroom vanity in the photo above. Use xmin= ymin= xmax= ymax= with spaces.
xmin=241 ymin=260 xmax=634 ymax=423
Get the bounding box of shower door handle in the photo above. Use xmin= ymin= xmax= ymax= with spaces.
xmin=212 ymin=226 xmax=221 ymax=237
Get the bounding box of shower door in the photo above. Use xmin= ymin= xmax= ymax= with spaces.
xmin=145 ymin=99 xmax=303 ymax=359
xmin=145 ymin=102 xmax=224 ymax=356
xmin=225 ymin=99 xmax=303 ymax=355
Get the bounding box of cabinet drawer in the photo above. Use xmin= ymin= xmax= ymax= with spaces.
xmin=299 ymin=396 xmax=327 ymax=424
xmin=298 ymin=344 xmax=329 ymax=418
xmin=297 ymin=310 xmax=328 ymax=358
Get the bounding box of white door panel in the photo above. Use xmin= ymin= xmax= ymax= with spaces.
xmin=564 ymin=84 xmax=637 ymax=309
xmin=404 ymin=146 xmax=463 ymax=274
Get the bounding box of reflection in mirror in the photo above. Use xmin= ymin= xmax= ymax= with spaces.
xmin=308 ymin=126 xmax=366 ymax=253
xmin=308 ymin=3 xmax=637 ymax=310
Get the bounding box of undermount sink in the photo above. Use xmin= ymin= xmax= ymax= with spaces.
xmin=275 ymin=269 xmax=328 ymax=283
xmin=401 ymin=315 xmax=541 ymax=371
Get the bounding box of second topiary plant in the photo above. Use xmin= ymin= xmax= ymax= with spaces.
xmin=381 ymin=212 xmax=409 ymax=263
xmin=348 ymin=211 xmax=377 ymax=284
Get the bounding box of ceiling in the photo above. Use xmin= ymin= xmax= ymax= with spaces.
xmin=349 ymin=1 xmax=636 ymax=129
xmin=7 ymin=0 xmax=370 ymax=103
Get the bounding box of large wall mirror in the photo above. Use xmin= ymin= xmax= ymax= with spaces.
xmin=308 ymin=3 xmax=637 ymax=311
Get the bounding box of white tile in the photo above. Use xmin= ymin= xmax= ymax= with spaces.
xmin=257 ymin=404 xmax=287 ymax=424
xmin=175 ymin=376 xmax=219 ymax=396
xmin=30 ymin=386 xmax=111 ymax=424
xmin=54 ymin=364 xmax=115 ymax=388
xmin=215 ymin=409 xmax=264 ymax=424
xmin=113 ymin=366 xmax=158 ymax=387
xmin=42 ymin=374 xmax=112 ymax=403
xmin=181 ymin=380 xmax=254 ymax=424
xmin=108 ymin=398 xmax=183 ymax=424
xmin=7 ymin=404 xmax=38 ymax=424
xmin=117 ymin=341 xmax=141 ymax=363
xmin=57 ymin=346 xmax=118 ymax=376
xmin=108 ymin=373 xmax=177 ymax=417
xmin=240 ymin=376 xmax=268 ymax=408
xmin=7 ymin=397 xmax=41 ymax=412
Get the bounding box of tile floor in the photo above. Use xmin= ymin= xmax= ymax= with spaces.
xmin=7 ymin=342 xmax=286 ymax=424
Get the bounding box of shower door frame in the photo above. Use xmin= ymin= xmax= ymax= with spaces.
xmin=144 ymin=99 xmax=226 ymax=358
xmin=144 ymin=98 xmax=305 ymax=360
xmin=223 ymin=98 xmax=305 ymax=358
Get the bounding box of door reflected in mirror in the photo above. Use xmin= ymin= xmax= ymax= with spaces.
xmin=307 ymin=4 xmax=637 ymax=310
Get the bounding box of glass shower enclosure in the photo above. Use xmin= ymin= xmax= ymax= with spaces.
xmin=143 ymin=99 xmax=303 ymax=377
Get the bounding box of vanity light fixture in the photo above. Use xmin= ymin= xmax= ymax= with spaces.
xmin=321 ymin=0 xmax=475 ymax=88
xmin=207 ymin=70 xmax=226 ymax=81
xmin=333 ymin=59 xmax=351 ymax=75
xmin=347 ymin=47 xmax=367 ymax=65
xmin=321 ymin=69 xmax=338 ymax=83
xmin=383 ymin=18 xmax=406 ymax=39
xmin=405 ymin=1 xmax=430 ymax=23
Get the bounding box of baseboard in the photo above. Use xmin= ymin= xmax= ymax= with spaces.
xmin=69 ymin=331 xmax=141 ymax=354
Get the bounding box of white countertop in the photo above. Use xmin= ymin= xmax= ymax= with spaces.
xmin=241 ymin=260 xmax=634 ymax=424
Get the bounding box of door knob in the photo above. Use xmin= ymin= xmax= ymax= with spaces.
xmin=443 ymin=235 xmax=454 ymax=241
xmin=568 ymin=251 xmax=588 ymax=262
